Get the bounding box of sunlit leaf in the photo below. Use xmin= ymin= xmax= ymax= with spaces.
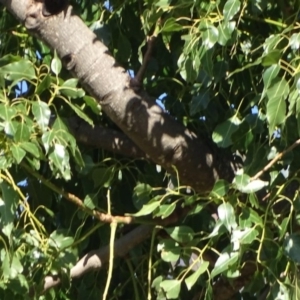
xmin=32 ymin=101 xmax=51 ymax=132
xmin=223 ymin=0 xmax=241 ymax=21
xmin=211 ymin=252 xmax=239 ymax=278
xmin=160 ymin=280 xmax=181 ymax=299
xmin=218 ymin=202 xmax=237 ymax=231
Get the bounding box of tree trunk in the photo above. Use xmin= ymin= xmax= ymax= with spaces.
xmin=1 ymin=0 xmax=235 ymax=193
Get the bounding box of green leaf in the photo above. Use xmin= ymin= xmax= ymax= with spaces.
xmin=218 ymin=21 xmax=235 ymax=46
xmin=0 ymin=59 xmax=36 ymax=82
xmin=160 ymin=280 xmax=181 ymax=299
xmin=261 ymin=49 xmax=281 ymax=66
xmin=283 ymin=234 xmax=300 ymax=263
xmin=4 ymin=120 xmax=18 ymax=137
xmin=0 ymin=104 xmax=16 ymax=121
xmin=155 ymin=0 xmax=171 ymax=8
xmin=223 ymin=0 xmax=241 ymax=21
xmin=11 ymin=144 xmax=26 ymax=163
xmin=130 ymin=200 xmax=160 ymax=217
xmin=238 ymin=179 xmax=268 ymax=193
xmin=36 ymin=74 xmax=51 ymax=95
xmin=263 ymin=34 xmax=282 ymax=54
xmin=165 ymin=226 xmax=194 ymax=243
xmin=49 ymin=143 xmax=71 ymax=180
xmin=234 ymin=174 xmax=267 ymax=193
xmin=162 ymin=18 xmax=182 ymax=32
xmin=49 ymin=230 xmax=74 ymax=250
xmin=201 ymin=23 xmax=219 ymax=49
xmin=2 ymin=253 xmax=23 ymax=279
xmin=290 ymin=33 xmax=300 ymax=50
xmin=154 ymin=203 xmax=176 ymax=219
xmin=132 ymin=183 xmax=152 ymax=210
xmin=210 ymin=180 xmax=230 ymax=198
xmin=83 ymin=95 xmax=101 ymax=114
xmin=266 ymin=77 xmax=289 ymax=100
xmin=178 ymin=54 xmax=198 ymax=83
xmin=185 ymin=261 xmax=209 ymax=290
xmin=158 ymin=239 xmax=181 ymax=262
xmin=20 ymin=142 xmax=40 ymax=158
xmin=234 ymin=173 xmax=250 ymax=190
xmin=231 ymin=227 xmax=259 ymax=245
xmin=65 ymin=101 xmax=93 ymax=126
xmin=14 ymin=122 xmax=30 ymax=142
xmin=32 ymin=101 xmax=51 ymax=132
xmin=218 ymin=203 xmax=237 ymax=231
xmin=212 ymin=115 xmax=241 ymax=148
xmin=92 ymin=167 xmax=113 ymax=188
xmin=84 ymin=194 xmax=98 ymax=210
xmin=60 ymin=79 xmax=85 ymax=98
xmin=52 ymin=117 xmax=76 ymax=149
xmin=266 ymin=96 xmax=286 ymax=134
xmin=42 ymin=130 xmax=56 ymax=153
xmin=0 ymin=181 xmax=18 ymax=237
xmin=279 ymin=217 xmax=289 ymax=240
xmin=239 ymin=207 xmax=263 ymax=228
xmin=211 ymin=251 xmax=239 ymax=278
xmin=190 ymin=90 xmax=210 ymax=115
xmin=8 ymin=274 xmax=29 ymax=294
xmin=51 ymin=55 xmax=62 ymax=75
xmin=262 ymin=65 xmax=280 ymax=90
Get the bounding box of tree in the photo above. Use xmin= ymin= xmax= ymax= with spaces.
xmin=0 ymin=0 xmax=300 ymax=299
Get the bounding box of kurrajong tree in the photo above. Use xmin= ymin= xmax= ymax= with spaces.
xmin=0 ymin=0 xmax=300 ymax=299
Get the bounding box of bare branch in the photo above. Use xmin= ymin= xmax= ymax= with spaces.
xmin=43 ymin=225 xmax=153 ymax=291
xmin=251 ymin=139 xmax=300 ymax=181
xmin=130 ymin=35 xmax=157 ymax=90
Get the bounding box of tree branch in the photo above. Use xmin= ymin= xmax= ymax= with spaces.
xmin=43 ymin=224 xmax=153 ymax=291
xmin=251 ymin=139 xmax=300 ymax=181
xmin=67 ymin=116 xmax=147 ymax=159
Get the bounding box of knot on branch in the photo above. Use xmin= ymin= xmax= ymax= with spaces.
xmin=62 ymin=53 xmax=76 ymax=70
xmin=25 ymin=1 xmax=43 ymax=30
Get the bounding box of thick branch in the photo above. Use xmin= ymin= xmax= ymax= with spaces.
xmin=43 ymin=224 xmax=153 ymax=291
xmin=67 ymin=116 xmax=147 ymax=159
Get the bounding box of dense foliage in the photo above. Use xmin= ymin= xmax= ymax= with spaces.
xmin=1 ymin=0 xmax=300 ymax=299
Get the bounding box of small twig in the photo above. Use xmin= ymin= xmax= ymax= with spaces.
xmin=130 ymin=35 xmax=156 ymax=89
xmin=21 ymin=162 xmax=134 ymax=224
xmin=103 ymin=222 xmax=117 ymax=300
xmin=251 ymin=139 xmax=300 ymax=181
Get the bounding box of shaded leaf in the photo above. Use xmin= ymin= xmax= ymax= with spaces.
xmin=32 ymin=101 xmax=51 ymax=132
xmin=283 ymin=234 xmax=300 ymax=263
xmin=165 ymin=226 xmax=194 ymax=243
xmin=212 ymin=115 xmax=241 ymax=147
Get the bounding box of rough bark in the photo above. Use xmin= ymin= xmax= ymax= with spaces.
xmin=1 ymin=0 xmax=235 ymax=193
